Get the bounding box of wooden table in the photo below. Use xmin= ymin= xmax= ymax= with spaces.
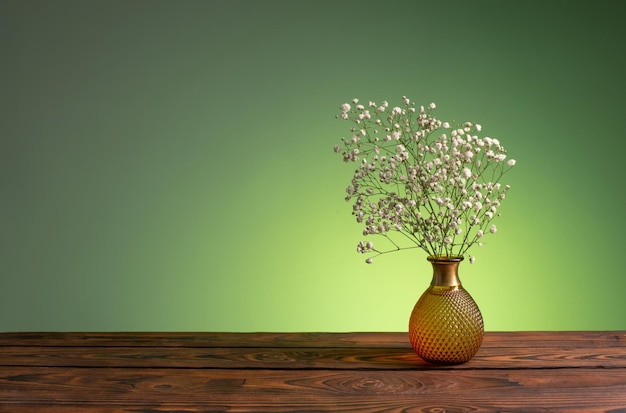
xmin=0 ymin=331 xmax=625 ymax=412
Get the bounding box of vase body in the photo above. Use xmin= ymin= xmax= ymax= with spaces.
xmin=408 ymin=256 xmax=483 ymax=364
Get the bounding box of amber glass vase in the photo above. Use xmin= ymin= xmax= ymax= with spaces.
xmin=408 ymin=255 xmax=484 ymax=364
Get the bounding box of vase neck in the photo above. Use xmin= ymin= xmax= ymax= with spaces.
xmin=428 ymin=256 xmax=463 ymax=287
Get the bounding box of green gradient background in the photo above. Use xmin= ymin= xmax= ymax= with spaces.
xmin=2 ymin=0 xmax=625 ymax=332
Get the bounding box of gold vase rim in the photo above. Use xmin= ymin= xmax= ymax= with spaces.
xmin=427 ymin=255 xmax=464 ymax=263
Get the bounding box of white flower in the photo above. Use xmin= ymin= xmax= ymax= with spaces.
xmin=335 ymin=95 xmax=515 ymax=263
xmin=490 ymin=224 xmax=497 ymax=234
xmin=469 ymin=256 xmax=476 ymax=264
xmin=365 ymin=257 xmax=373 ymax=264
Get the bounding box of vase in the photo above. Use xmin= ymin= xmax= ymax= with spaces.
xmin=408 ymin=255 xmax=484 ymax=364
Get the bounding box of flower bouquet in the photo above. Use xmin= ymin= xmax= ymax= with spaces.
xmin=334 ymin=96 xmax=515 ymax=264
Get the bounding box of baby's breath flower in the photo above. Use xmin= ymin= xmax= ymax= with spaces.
xmin=334 ymin=96 xmax=515 ymax=263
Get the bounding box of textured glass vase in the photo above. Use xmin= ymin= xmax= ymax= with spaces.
xmin=408 ymin=255 xmax=484 ymax=364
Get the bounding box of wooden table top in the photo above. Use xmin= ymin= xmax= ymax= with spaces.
xmin=0 ymin=331 xmax=625 ymax=412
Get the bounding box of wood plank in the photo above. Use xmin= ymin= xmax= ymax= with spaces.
xmin=481 ymin=330 xmax=626 ymax=348
xmin=1 ymin=367 xmax=625 ymax=412
xmin=2 ymin=402 xmax=626 ymax=413
xmin=2 ymin=345 xmax=626 ymax=369
xmin=3 ymin=403 xmax=626 ymax=413
xmin=1 ymin=331 xmax=624 ymax=348
xmin=0 ymin=332 xmax=409 ymax=348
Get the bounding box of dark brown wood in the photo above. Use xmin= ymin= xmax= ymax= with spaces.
xmin=1 ymin=332 xmax=625 ymax=412
xmin=1 ymin=330 xmax=624 ymax=348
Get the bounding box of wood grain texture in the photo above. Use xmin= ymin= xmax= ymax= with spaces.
xmin=2 ymin=331 xmax=624 ymax=348
xmin=1 ymin=332 xmax=625 ymax=412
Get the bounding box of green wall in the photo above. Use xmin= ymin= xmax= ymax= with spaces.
xmin=2 ymin=0 xmax=625 ymax=332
